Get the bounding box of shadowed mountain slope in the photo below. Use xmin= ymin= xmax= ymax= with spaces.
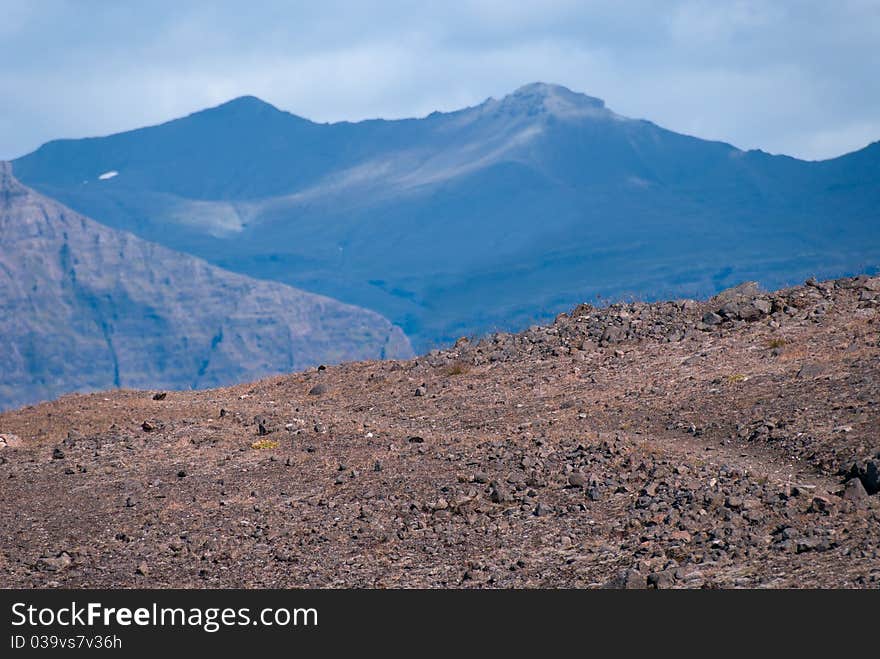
xmin=0 ymin=162 xmax=412 ymax=411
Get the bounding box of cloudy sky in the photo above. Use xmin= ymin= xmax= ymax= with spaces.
xmin=2 ymin=1 xmax=879 ymax=161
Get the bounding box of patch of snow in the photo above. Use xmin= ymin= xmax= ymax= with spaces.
xmin=98 ymin=170 xmax=119 ymax=180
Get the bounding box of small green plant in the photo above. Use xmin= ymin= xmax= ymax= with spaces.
xmin=766 ymin=337 xmax=787 ymax=349
xmin=726 ymin=373 xmax=747 ymax=384
xmin=251 ymin=439 xmax=279 ymax=450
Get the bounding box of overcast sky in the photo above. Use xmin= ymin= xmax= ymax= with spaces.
xmin=2 ymin=1 xmax=879 ymax=161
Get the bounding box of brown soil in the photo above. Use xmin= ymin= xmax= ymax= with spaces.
xmin=1 ymin=276 xmax=878 ymax=588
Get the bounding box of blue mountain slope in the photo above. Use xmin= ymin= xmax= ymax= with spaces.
xmin=13 ymin=83 xmax=880 ymax=350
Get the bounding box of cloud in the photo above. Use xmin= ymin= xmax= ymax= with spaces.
xmin=1 ymin=1 xmax=878 ymax=160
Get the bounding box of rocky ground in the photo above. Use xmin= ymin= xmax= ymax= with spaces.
xmin=1 ymin=275 xmax=878 ymax=588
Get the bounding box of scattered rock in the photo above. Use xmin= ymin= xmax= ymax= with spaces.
xmin=1 ymin=274 xmax=878 ymax=589
xmin=847 ymin=460 xmax=880 ymax=495
xmin=605 ymin=569 xmax=646 ymax=589
xmin=534 ymin=501 xmax=553 ymax=516
xmin=568 ymin=472 xmax=587 ymax=488
xmin=797 ymin=363 xmax=825 ymax=379
xmin=308 ymin=384 xmax=328 ymax=396
xmin=489 ymin=481 xmax=512 ymax=504
xmin=712 ymin=281 xmax=761 ymax=304
xmin=38 ymin=552 xmax=72 ymax=572
xmin=647 ymin=569 xmax=677 ymax=589
xmin=842 ymin=478 xmax=868 ymax=503
xmin=0 ymin=433 xmax=23 ymax=449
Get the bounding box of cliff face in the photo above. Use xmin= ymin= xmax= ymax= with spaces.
xmin=0 ymin=162 xmax=412 ymax=410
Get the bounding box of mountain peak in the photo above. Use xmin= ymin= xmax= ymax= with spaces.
xmin=482 ymin=82 xmax=609 ymax=120
xmin=510 ymin=82 xmax=604 ymax=106
xmin=219 ymin=95 xmax=277 ymax=109
xmin=198 ymin=95 xmax=284 ymax=118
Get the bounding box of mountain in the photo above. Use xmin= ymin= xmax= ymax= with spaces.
xmin=2 ymin=274 xmax=879 ymax=587
xmin=12 ymin=83 xmax=880 ymax=350
xmin=0 ymin=162 xmax=412 ymax=411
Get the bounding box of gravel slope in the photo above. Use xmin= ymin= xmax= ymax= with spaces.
xmin=1 ymin=275 xmax=878 ymax=588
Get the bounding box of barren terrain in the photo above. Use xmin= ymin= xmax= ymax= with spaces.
xmin=1 ymin=275 xmax=878 ymax=588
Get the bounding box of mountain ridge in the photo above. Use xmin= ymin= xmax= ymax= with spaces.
xmin=11 ymin=83 xmax=880 ymax=350
xmin=23 ymin=83 xmax=877 ymax=163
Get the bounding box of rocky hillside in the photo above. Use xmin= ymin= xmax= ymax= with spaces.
xmin=0 ymin=162 xmax=412 ymax=411
xmin=0 ymin=275 xmax=877 ymax=587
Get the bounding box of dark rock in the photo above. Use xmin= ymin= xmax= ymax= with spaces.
xmin=712 ymin=281 xmax=761 ymax=305
xmin=753 ymin=299 xmax=772 ymax=315
xmin=605 ymin=569 xmax=646 ymax=589
xmin=568 ymin=472 xmax=587 ymax=488
xmin=847 ymin=460 xmax=879 ymax=495
xmin=152 ymin=392 xmax=167 ymax=400
xmin=808 ymin=496 xmax=833 ymax=515
xmin=51 ymin=447 xmax=65 ymax=460
xmin=602 ymin=326 xmax=626 ymax=344
xmin=63 ymin=430 xmax=82 ymax=447
xmin=864 ymin=461 xmax=880 ymax=495
xmin=796 ymin=538 xmax=831 ymax=554
xmin=862 ymin=276 xmax=880 ymax=292
xmin=408 ymin=436 xmax=424 ymax=443
xmin=797 ymin=363 xmax=824 ymax=379
xmin=308 ymin=384 xmax=328 ymax=396
xmin=490 ymin=481 xmax=513 ymax=504
xmin=648 ymin=569 xmax=677 ymax=589
xmin=534 ymin=501 xmax=553 ymax=516
xmin=702 ymin=311 xmax=723 ymax=325
xmin=414 ymin=385 xmax=427 ymax=397
xmin=842 ymin=478 xmax=868 ymax=502
xmin=737 ymin=302 xmax=763 ymax=321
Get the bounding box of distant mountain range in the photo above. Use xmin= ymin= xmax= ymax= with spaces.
xmin=0 ymin=162 xmax=411 ymax=411
xmin=11 ymin=82 xmax=880 ymax=351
